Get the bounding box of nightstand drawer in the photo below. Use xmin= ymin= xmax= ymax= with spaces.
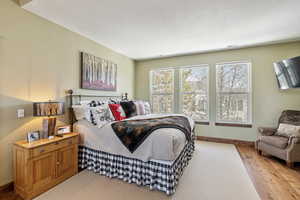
xmin=32 ymin=138 xmax=77 ymax=157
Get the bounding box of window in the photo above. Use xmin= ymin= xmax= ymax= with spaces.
xmin=150 ymin=65 xmax=209 ymax=122
xmin=150 ymin=69 xmax=174 ymax=113
xmin=216 ymin=62 xmax=252 ymax=124
xmin=180 ymin=66 xmax=209 ymax=122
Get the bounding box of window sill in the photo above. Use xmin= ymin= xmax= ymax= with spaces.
xmin=195 ymin=121 xmax=210 ymax=125
xmin=215 ymin=122 xmax=252 ymax=128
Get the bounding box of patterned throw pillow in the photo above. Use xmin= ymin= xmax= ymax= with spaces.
xmin=276 ymin=123 xmax=300 ymax=137
xmin=109 ymin=104 xmax=126 ymax=121
xmin=120 ymin=101 xmax=137 ymax=118
xmin=134 ymin=101 xmax=152 ymax=115
xmin=89 ymin=104 xmax=115 ymax=127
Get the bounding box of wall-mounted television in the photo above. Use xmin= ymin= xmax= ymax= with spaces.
xmin=273 ymin=56 xmax=300 ymax=90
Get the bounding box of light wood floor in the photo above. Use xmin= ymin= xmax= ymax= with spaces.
xmin=237 ymin=145 xmax=300 ymax=200
xmin=1 ymin=144 xmax=299 ymax=200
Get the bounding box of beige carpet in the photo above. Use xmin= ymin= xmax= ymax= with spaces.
xmin=35 ymin=142 xmax=260 ymax=200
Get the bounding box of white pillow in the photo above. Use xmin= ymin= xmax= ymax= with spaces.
xmin=134 ymin=100 xmax=152 ymax=115
xmin=276 ymin=123 xmax=300 ymax=137
xmin=72 ymin=105 xmax=91 ymax=121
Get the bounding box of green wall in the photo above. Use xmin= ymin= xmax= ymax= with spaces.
xmin=135 ymin=42 xmax=300 ymax=141
xmin=0 ymin=0 xmax=134 ymax=186
xmin=1 ymin=0 xmax=300 ymax=188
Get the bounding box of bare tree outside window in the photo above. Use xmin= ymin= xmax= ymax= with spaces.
xmin=180 ymin=66 xmax=209 ymax=121
xmin=150 ymin=69 xmax=174 ymax=113
xmin=150 ymin=66 xmax=209 ymax=121
xmin=216 ymin=62 xmax=251 ymax=124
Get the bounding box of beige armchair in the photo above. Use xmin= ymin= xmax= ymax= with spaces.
xmin=255 ymin=110 xmax=300 ymax=168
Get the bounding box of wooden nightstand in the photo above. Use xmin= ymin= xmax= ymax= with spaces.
xmin=13 ymin=133 xmax=79 ymax=200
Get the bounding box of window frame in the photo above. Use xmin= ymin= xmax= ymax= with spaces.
xmin=149 ymin=68 xmax=175 ymax=113
xmin=179 ymin=65 xmax=210 ymax=123
xmin=215 ymin=61 xmax=252 ymax=125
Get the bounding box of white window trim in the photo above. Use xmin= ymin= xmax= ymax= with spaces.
xmin=215 ymin=61 xmax=252 ymax=125
xmin=149 ymin=65 xmax=210 ymax=122
xmin=179 ymin=65 xmax=210 ymax=123
xmin=149 ymin=68 xmax=175 ymax=113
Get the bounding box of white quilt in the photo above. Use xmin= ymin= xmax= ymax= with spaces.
xmin=74 ymin=114 xmax=194 ymax=162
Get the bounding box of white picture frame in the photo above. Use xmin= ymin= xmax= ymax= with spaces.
xmin=27 ymin=131 xmax=40 ymax=143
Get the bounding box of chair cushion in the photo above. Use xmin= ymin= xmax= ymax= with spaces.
xmin=260 ymin=136 xmax=289 ymax=149
xmin=276 ymin=123 xmax=300 ymax=137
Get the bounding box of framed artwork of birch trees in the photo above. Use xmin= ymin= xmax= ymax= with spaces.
xmin=81 ymin=52 xmax=117 ymax=91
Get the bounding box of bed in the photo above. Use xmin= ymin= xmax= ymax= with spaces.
xmin=67 ymin=90 xmax=195 ymax=195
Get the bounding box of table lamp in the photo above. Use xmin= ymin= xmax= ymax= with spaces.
xmin=33 ymin=101 xmax=64 ymax=138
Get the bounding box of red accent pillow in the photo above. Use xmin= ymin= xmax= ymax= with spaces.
xmin=108 ymin=104 xmax=126 ymax=121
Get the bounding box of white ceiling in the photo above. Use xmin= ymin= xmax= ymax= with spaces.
xmin=24 ymin=0 xmax=300 ymax=60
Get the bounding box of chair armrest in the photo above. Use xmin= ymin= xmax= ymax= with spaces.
xmin=291 ymin=137 xmax=300 ymax=144
xmin=258 ymin=127 xmax=277 ymax=136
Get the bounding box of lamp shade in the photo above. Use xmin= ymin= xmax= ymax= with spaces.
xmin=33 ymin=102 xmax=64 ymax=117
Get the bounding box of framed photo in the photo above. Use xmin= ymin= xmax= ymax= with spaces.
xmin=56 ymin=125 xmax=71 ymax=135
xmin=27 ymin=131 xmax=40 ymax=143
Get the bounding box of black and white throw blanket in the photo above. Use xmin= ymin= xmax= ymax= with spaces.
xmin=111 ymin=116 xmax=192 ymax=153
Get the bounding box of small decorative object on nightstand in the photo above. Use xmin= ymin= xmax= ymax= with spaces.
xmin=13 ymin=132 xmax=79 ymax=200
xmin=33 ymin=101 xmax=64 ymax=138
xmin=56 ymin=125 xmax=71 ymax=136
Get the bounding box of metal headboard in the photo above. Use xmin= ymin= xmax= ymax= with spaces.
xmin=66 ymin=89 xmax=128 ymax=131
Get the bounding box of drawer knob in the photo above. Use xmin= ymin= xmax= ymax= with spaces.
xmin=40 ymin=149 xmax=45 ymax=153
xmin=56 ymin=162 xmax=60 ymax=165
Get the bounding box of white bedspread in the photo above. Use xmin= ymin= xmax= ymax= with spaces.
xmin=74 ymin=114 xmax=194 ymax=162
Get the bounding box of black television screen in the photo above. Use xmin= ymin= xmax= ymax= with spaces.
xmin=273 ymin=56 xmax=300 ymax=90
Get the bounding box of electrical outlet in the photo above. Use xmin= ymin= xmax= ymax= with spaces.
xmin=17 ymin=109 xmax=25 ymax=118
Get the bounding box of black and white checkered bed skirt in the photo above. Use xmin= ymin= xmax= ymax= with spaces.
xmin=78 ymin=140 xmax=194 ymax=195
